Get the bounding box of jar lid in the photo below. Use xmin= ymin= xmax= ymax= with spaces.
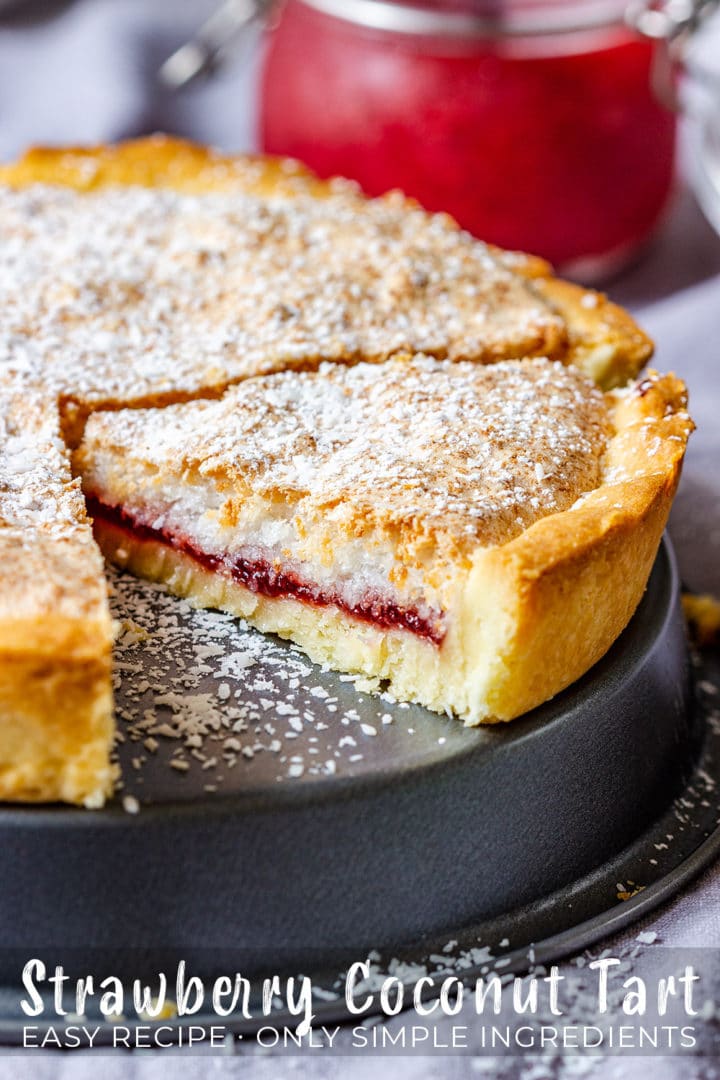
xmin=297 ymin=0 xmax=631 ymax=36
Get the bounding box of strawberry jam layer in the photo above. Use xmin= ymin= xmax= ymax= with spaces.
xmin=86 ymin=497 xmax=445 ymax=646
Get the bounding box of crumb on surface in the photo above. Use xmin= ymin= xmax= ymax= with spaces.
xmin=683 ymin=591 xmax=720 ymax=647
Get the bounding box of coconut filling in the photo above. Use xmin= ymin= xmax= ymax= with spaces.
xmin=76 ymin=356 xmax=614 ymax=696
xmin=83 ymin=448 xmax=607 ymax=662
xmin=83 ymin=492 xmax=449 ymax=646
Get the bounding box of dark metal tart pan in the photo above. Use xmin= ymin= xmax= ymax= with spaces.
xmin=0 ymin=536 xmax=711 ymax=1031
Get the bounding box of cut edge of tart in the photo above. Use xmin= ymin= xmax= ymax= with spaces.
xmin=75 ymin=357 xmax=692 ymax=725
xmin=0 ymin=383 xmax=115 ymax=806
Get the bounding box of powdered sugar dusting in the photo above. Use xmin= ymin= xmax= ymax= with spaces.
xmin=82 ymin=356 xmax=609 ymax=565
xmin=0 ymin=385 xmax=85 ymax=537
xmin=0 ymin=182 xmax=565 ymax=410
xmin=0 ymin=383 xmax=108 ymax=626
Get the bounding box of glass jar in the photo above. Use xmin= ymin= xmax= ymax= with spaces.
xmin=259 ymin=0 xmax=678 ymax=278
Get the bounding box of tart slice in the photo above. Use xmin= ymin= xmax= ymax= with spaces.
xmin=76 ymin=356 xmax=692 ymax=724
xmin=0 ymin=382 xmax=114 ymax=805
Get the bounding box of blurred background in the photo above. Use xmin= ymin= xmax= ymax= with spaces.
xmin=0 ymin=1 xmax=263 ymax=159
xmin=0 ymin=0 xmax=719 ymax=282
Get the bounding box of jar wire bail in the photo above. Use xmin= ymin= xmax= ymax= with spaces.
xmin=626 ymin=0 xmax=720 ymax=111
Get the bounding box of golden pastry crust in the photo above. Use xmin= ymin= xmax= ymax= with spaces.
xmin=682 ymin=592 xmax=720 ymax=647
xmin=485 ymin=243 xmax=653 ymax=387
xmin=0 ymin=134 xmax=331 ymax=198
xmin=79 ymin=363 xmax=692 ymax=723
xmin=0 ymin=385 xmax=114 ymax=805
xmin=533 ymin=278 xmax=654 ymax=389
xmin=0 ymin=650 xmax=113 ymax=807
xmin=463 ymin=370 xmax=692 ymax=718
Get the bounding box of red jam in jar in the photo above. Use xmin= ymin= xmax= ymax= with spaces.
xmin=260 ymin=0 xmax=676 ymax=277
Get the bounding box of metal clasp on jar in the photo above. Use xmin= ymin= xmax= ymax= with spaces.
xmin=158 ymin=0 xmax=277 ymax=89
xmin=159 ymin=0 xmax=720 ymax=113
xmin=626 ymin=0 xmax=720 ymax=110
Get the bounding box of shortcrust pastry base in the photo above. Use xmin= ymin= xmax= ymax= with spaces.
xmin=0 ymin=655 xmax=113 ymax=806
xmin=0 ymin=386 xmax=115 ymax=807
xmin=92 ymin=459 xmax=676 ymax=725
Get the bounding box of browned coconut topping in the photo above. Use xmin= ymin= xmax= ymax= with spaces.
xmin=0 ymin=183 xmax=566 ymax=414
xmin=78 ymin=355 xmax=610 ymax=563
xmin=0 ymin=384 xmax=107 ymax=629
xmin=0 ymin=386 xmax=82 ymax=534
